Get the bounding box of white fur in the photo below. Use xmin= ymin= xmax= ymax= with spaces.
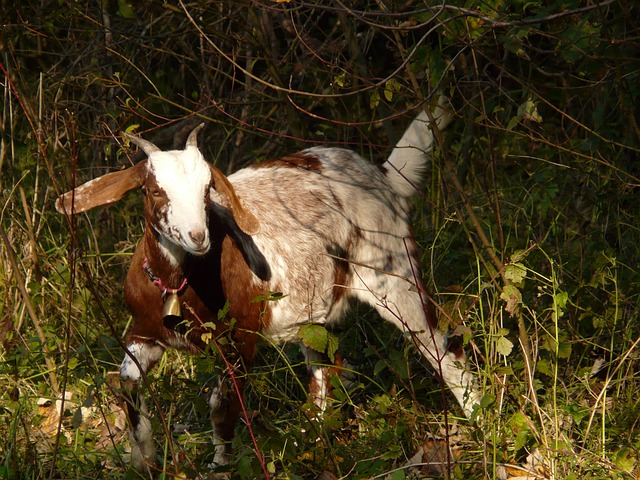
xmin=221 ymin=107 xmax=478 ymax=417
xmin=227 ymin=147 xmax=414 ymax=343
xmin=158 ymin=235 xmax=187 ymax=266
xmin=120 ymin=341 xmax=165 ymax=382
xmin=386 ymin=101 xmax=453 ymax=196
xmin=147 ymin=146 xmax=212 ymax=257
xmin=120 ymin=342 xmax=164 ymax=471
xmin=302 ymin=345 xmax=330 ymax=411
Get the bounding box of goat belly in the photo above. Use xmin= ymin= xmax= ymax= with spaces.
xmin=218 ymin=236 xmax=271 ymax=322
xmin=226 ymin=161 xmax=359 ymax=345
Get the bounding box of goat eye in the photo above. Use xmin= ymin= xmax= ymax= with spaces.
xmin=150 ymin=188 xmax=162 ymax=197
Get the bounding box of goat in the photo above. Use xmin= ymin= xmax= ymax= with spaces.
xmin=56 ymin=101 xmax=480 ymax=475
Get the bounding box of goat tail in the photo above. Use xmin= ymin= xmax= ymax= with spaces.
xmin=384 ymin=97 xmax=453 ymax=198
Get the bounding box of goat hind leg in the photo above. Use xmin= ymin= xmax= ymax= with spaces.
xmin=301 ymin=344 xmax=332 ymax=412
xmin=353 ymin=270 xmax=480 ymax=417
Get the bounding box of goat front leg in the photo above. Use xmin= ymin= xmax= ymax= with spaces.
xmin=208 ymin=367 xmax=246 ymax=471
xmin=119 ymin=340 xmax=165 ymax=473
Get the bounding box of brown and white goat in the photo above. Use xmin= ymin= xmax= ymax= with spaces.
xmin=56 ymin=102 xmax=480 ymax=474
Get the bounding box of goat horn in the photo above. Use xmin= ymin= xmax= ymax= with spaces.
xmin=122 ymin=132 xmax=161 ymax=156
xmin=186 ymin=123 xmax=205 ymax=149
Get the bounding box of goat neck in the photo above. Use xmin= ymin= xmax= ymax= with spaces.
xmin=140 ymin=226 xmax=191 ymax=294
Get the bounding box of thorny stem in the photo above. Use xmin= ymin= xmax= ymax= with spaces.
xmin=0 ymin=60 xmax=61 ymax=395
xmin=184 ymin=304 xmax=270 ymax=480
xmin=179 ymin=0 xmax=447 ymax=101
xmin=48 ymin=113 xmax=82 ymax=480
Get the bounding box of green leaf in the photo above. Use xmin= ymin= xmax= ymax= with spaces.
xmin=217 ymin=301 xmax=231 ymax=320
xmin=117 ymin=0 xmax=136 ymax=19
xmin=334 ymin=72 xmax=347 ymax=88
xmin=494 ymin=365 xmax=514 ymax=376
xmin=374 ymin=359 xmax=387 ymax=377
xmin=67 ymin=356 xmax=78 ymax=370
xmin=480 ymin=393 xmax=495 ymax=409
xmin=558 ymin=341 xmax=571 ymax=359
xmin=542 ymin=333 xmax=557 ymax=352
xmin=510 ymin=249 xmax=530 ymax=263
xmin=72 ymin=406 xmax=83 ymax=429
xmin=389 ymin=350 xmax=409 ymax=379
xmin=517 ymin=98 xmax=542 ymax=122
xmin=296 ymin=323 xmax=338 ymax=360
xmin=554 ymin=290 xmax=568 ymax=310
xmin=452 ymin=324 xmax=473 ymax=344
xmin=123 ymin=123 xmax=140 ymax=141
xmin=509 ymin=411 xmax=530 ymax=429
xmin=326 ymin=331 xmax=339 ymax=363
xmin=298 ymin=324 xmax=328 ymax=354
xmin=514 ymin=430 xmax=530 ymax=451
xmin=252 ymin=291 xmax=287 ymax=302
xmin=236 ymin=453 xmax=254 ymax=479
xmin=496 ymin=336 xmax=514 ymax=357
xmin=613 ymin=447 xmax=635 ymax=472
xmin=506 ymin=115 xmax=520 ymax=131
xmin=0 ymin=467 xmax=15 ymax=478
xmin=384 ymin=78 xmax=400 ymax=101
xmin=537 ymin=358 xmax=553 ymax=377
xmin=389 ymin=469 xmax=406 ymax=480
xmin=370 ymin=89 xmax=380 ymax=109
xmin=505 ymin=262 xmax=527 ymax=286
xmin=373 ymin=393 xmax=392 ymax=413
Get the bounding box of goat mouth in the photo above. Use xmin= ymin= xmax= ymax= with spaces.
xmin=187 ymin=244 xmax=210 ymax=256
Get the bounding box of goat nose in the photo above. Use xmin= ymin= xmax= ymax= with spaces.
xmin=189 ymin=229 xmax=206 ymax=246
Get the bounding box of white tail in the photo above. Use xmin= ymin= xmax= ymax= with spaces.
xmin=385 ymin=98 xmax=453 ymax=197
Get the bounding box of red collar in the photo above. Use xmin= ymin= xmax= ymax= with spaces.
xmin=142 ymin=257 xmax=188 ymax=298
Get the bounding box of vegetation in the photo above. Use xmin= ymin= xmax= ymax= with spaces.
xmin=1 ymin=0 xmax=639 ymax=478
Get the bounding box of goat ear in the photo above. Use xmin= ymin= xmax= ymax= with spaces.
xmin=209 ymin=165 xmax=260 ymax=235
xmin=56 ymin=160 xmax=148 ymax=214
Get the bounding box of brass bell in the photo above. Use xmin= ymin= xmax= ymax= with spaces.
xmin=162 ymin=293 xmax=183 ymax=323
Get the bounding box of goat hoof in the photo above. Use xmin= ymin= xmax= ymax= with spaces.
xmin=205 ymin=466 xmax=230 ymax=480
xmin=206 ymin=474 xmax=230 ymax=480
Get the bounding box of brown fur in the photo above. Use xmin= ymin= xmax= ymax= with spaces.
xmin=251 ymin=152 xmax=323 ymax=171
xmin=125 ymin=222 xmax=270 ymax=356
